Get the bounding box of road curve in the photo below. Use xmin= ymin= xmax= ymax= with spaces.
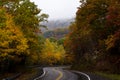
xmin=34 ymin=67 xmax=111 ymax=80
xmin=53 ymin=68 xmax=63 ymax=80
xmin=38 ymin=67 xmax=78 ymax=80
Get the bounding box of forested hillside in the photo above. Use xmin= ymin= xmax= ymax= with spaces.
xmin=65 ymin=0 xmax=120 ymax=74
xmin=43 ymin=28 xmax=69 ymax=39
xmin=0 ymin=0 xmax=48 ymax=72
xmin=0 ymin=0 xmax=69 ymax=75
xmin=41 ymin=18 xmax=74 ymax=31
xmin=0 ymin=0 xmax=120 ymax=79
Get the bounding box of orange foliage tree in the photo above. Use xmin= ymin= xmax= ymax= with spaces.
xmin=65 ymin=0 xmax=120 ymax=72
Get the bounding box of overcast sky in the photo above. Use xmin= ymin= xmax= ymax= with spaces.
xmin=30 ymin=0 xmax=80 ymax=20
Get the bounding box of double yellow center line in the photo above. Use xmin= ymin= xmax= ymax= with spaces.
xmin=53 ymin=68 xmax=63 ymax=80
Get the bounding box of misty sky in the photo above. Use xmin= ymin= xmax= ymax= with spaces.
xmin=30 ymin=0 xmax=80 ymax=20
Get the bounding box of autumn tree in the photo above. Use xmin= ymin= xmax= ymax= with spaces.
xmin=9 ymin=0 xmax=48 ymax=58
xmin=65 ymin=0 xmax=109 ymax=61
xmin=0 ymin=8 xmax=28 ymax=71
xmin=105 ymin=0 xmax=120 ymax=53
xmin=0 ymin=0 xmax=49 ymax=67
xmin=1 ymin=0 xmax=48 ymax=65
xmin=65 ymin=0 xmax=120 ymax=73
xmin=105 ymin=0 xmax=120 ymax=73
xmin=40 ymin=39 xmax=66 ymax=65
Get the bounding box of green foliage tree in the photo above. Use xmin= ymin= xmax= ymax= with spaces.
xmin=43 ymin=28 xmax=69 ymax=39
xmin=57 ymin=38 xmax=66 ymax=45
xmin=12 ymin=0 xmax=48 ymax=61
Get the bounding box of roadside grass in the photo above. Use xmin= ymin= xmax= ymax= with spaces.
xmin=71 ymin=64 xmax=120 ymax=80
xmin=95 ymin=72 xmax=120 ymax=80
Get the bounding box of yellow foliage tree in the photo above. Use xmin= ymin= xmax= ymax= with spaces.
xmin=0 ymin=9 xmax=29 ymax=64
xmin=40 ymin=39 xmax=66 ymax=65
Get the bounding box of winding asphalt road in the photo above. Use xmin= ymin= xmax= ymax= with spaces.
xmin=34 ymin=67 xmax=110 ymax=80
xmin=33 ymin=67 xmax=81 ymax=80
xmin=37 ymin=67 xmax=78 ymax=80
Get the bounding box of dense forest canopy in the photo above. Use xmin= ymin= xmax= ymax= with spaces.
xmin=0 ymin=0 xmax=120 ymax=75
xmin=65 ymin=0 xmax=120 ymax=73
xmin=0 ymin=0 xmax=48 ymax=71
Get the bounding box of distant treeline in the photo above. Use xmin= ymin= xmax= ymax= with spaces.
xmin=43 ymin=28 xmax=69 ymax=39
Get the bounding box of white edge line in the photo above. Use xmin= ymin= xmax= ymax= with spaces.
xmin=71 ymin=70 xmax=90 ymax=80
xmin=34 ymin=68 xmax=46 ymax=80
